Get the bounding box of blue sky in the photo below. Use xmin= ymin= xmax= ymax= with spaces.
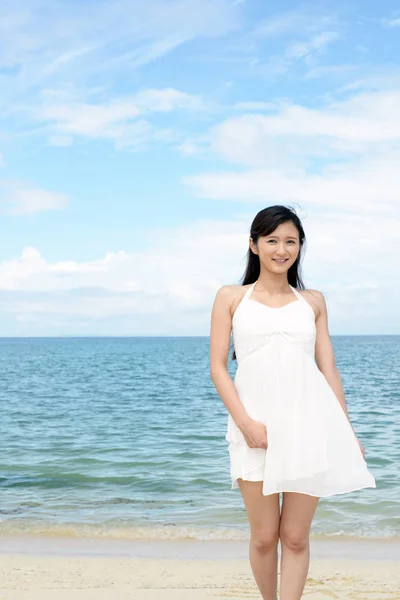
xmin=0 ymin=0 xmax=399 ymax=336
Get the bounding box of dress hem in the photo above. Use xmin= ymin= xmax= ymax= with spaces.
xmin=231 ymin=478 xmax=377 ymax=498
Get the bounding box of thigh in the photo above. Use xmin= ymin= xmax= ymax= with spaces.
xmin=238 ymin=480 xmax=280 ymax=535
xmin=280 ymin=492 xmax=319 ymax=538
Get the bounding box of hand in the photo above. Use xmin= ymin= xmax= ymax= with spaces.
xmin=239 ymin=417 xmax=268 ymax=449
xmin=355 ymin=436 xmax=365 ymax=460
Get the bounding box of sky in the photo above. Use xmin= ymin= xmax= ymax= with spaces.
xmin=0 ymin=0 xmax=399 ymax=337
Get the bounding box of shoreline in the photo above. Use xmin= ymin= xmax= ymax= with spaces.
xmin=1 ymin=534 xmax=400 ymax=560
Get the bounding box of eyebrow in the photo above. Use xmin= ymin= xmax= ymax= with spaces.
xmin=266 ymin=235 xmax=298 ymax=239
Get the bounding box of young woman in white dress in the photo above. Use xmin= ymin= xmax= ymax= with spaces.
xmin=209 ymin=205 xmax=376 ymax=600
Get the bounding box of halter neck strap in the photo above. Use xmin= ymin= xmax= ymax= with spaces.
xmin=242 ymin=280 xmax=257 ymax=300
xmin=289 ymin=284 xmax=306 ymax=303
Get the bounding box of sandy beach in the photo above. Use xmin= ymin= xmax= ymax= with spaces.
xmin=0 ymin=537 xmax=399 ymax=600
xmin=1 ymin=554 xmax=400 ymax=599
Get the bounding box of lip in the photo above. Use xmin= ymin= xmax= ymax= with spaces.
xmin=272 ymin=259 xmax=288 ymax=262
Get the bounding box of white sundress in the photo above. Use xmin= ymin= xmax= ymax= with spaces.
xmin=226 ymin=280 xmax=377 ymax=497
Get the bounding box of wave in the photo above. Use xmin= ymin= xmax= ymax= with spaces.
xmin=1 ymin=520 xmax=399 ymax=541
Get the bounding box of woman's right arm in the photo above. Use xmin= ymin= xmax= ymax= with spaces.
xmin=209 ymin=286 xmax=251 ymax=430
xmin=209 ymin=286 xmax=268 ymax=449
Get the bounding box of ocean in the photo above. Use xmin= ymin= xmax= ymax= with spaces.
xmin=0 ymin=336 xmax=399 ymax=541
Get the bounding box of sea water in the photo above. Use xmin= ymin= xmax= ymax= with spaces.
xmin=0 ymin=336 xmax=398 ymax=540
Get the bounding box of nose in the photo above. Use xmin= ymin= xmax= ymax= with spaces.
xmin=275 ymin=243 xmax=288 ymax=255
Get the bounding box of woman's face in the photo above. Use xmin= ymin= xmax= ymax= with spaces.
xmin=250 ymin=221 xmax=300 ymax=273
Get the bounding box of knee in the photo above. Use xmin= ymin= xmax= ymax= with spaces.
xmin=251 ymin=530 xmax=279 ymax=555
xmin=279 ymin=527 xmax=309 ymax=553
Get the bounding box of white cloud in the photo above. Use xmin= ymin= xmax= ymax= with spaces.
xmin=184 ymin=162 xmax=400 ymax=212
xmin=0 ymin=0 xmax=241 ymax=83
xmin=233 ymin=101 xmax=277 ymax=111
xmin=178 ymin=141 xmax=205 ymax=156
xmin=335 ymin=68 xmax=400 ymax=95
xmin=304 ymin=64 xmax=356 ymax=79
xmin=41 ymin=46 xmax=98 ymax=76
xmin=207 ymin=91 xmax=400 ymax=166
xmin=0 ymin=220 xmax=245 ymax=335
xmin=183 ymin=88 xmax=400 ymax=213
xmin=285 ymin=31 xmax=339 ymax=59
xmin=250 ymin=9 xmax=340 ymax=77
xmin=0 ymin=210 xmax=398 ymax=335
xmin=133 ymin=88 xmax=204 ymax=112
xmin=39 ymin=99 xmax=140 ymax=136
xmin=260 ymin=29 xmax=340 ymax=76
xmin=255 ymin=9 xmax=338 ymax=37
xmin=28 ymin=87 xmax=204 ymax=148
xmin=98 ymin=36 xmax=190 ymax=71
xmin=0 ymin=0 xmax=241 ymax=148
xmin=381 ymin=12 xmax=400 ymax=28
xmin=0 ymin=182 xmax=69 ymax=214
xmin=47 ymin=135 xmax=73 ymax=147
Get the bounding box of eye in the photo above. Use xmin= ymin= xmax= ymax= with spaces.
xmin=267 ymin=239 xmax=276 ymax=243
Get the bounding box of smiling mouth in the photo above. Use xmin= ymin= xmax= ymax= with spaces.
xmin=273 ymin=259 xmax=288 ymax=263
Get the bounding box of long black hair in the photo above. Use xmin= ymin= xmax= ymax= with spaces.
xmin=231 ymin=205 xmax=307 ymax=360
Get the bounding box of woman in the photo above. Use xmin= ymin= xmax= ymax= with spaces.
xmin=209 ymin=205 xmax=376 ymax=600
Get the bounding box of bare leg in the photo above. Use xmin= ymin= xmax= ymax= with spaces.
xmin=238 ymin=478 xmax=280 ymax=600
xmin=279 ymin=492 xmax=319 ymax=600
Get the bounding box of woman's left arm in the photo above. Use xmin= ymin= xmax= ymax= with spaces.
xmin=306 ymin=289 xmax=365 ymax=459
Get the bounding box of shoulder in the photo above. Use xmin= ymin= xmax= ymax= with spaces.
xmin=214 ymin=283 xmax=250 ymax=303
xmin=213 ymin=284 xmax=251 ymax=317
xmin=301 ymin=288 xmax=325 ymax=302
xmin=299 ymin=288 xmax=327 ymax=317
xmin=216 ymin=283 xmax=251 ymax=293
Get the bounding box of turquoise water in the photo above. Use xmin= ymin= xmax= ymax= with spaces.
xmin=0 ymin=336 xmax=399 ymax=540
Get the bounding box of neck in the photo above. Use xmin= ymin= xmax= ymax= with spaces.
xmin=255 ymin=274 xmax=291 ymax=295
